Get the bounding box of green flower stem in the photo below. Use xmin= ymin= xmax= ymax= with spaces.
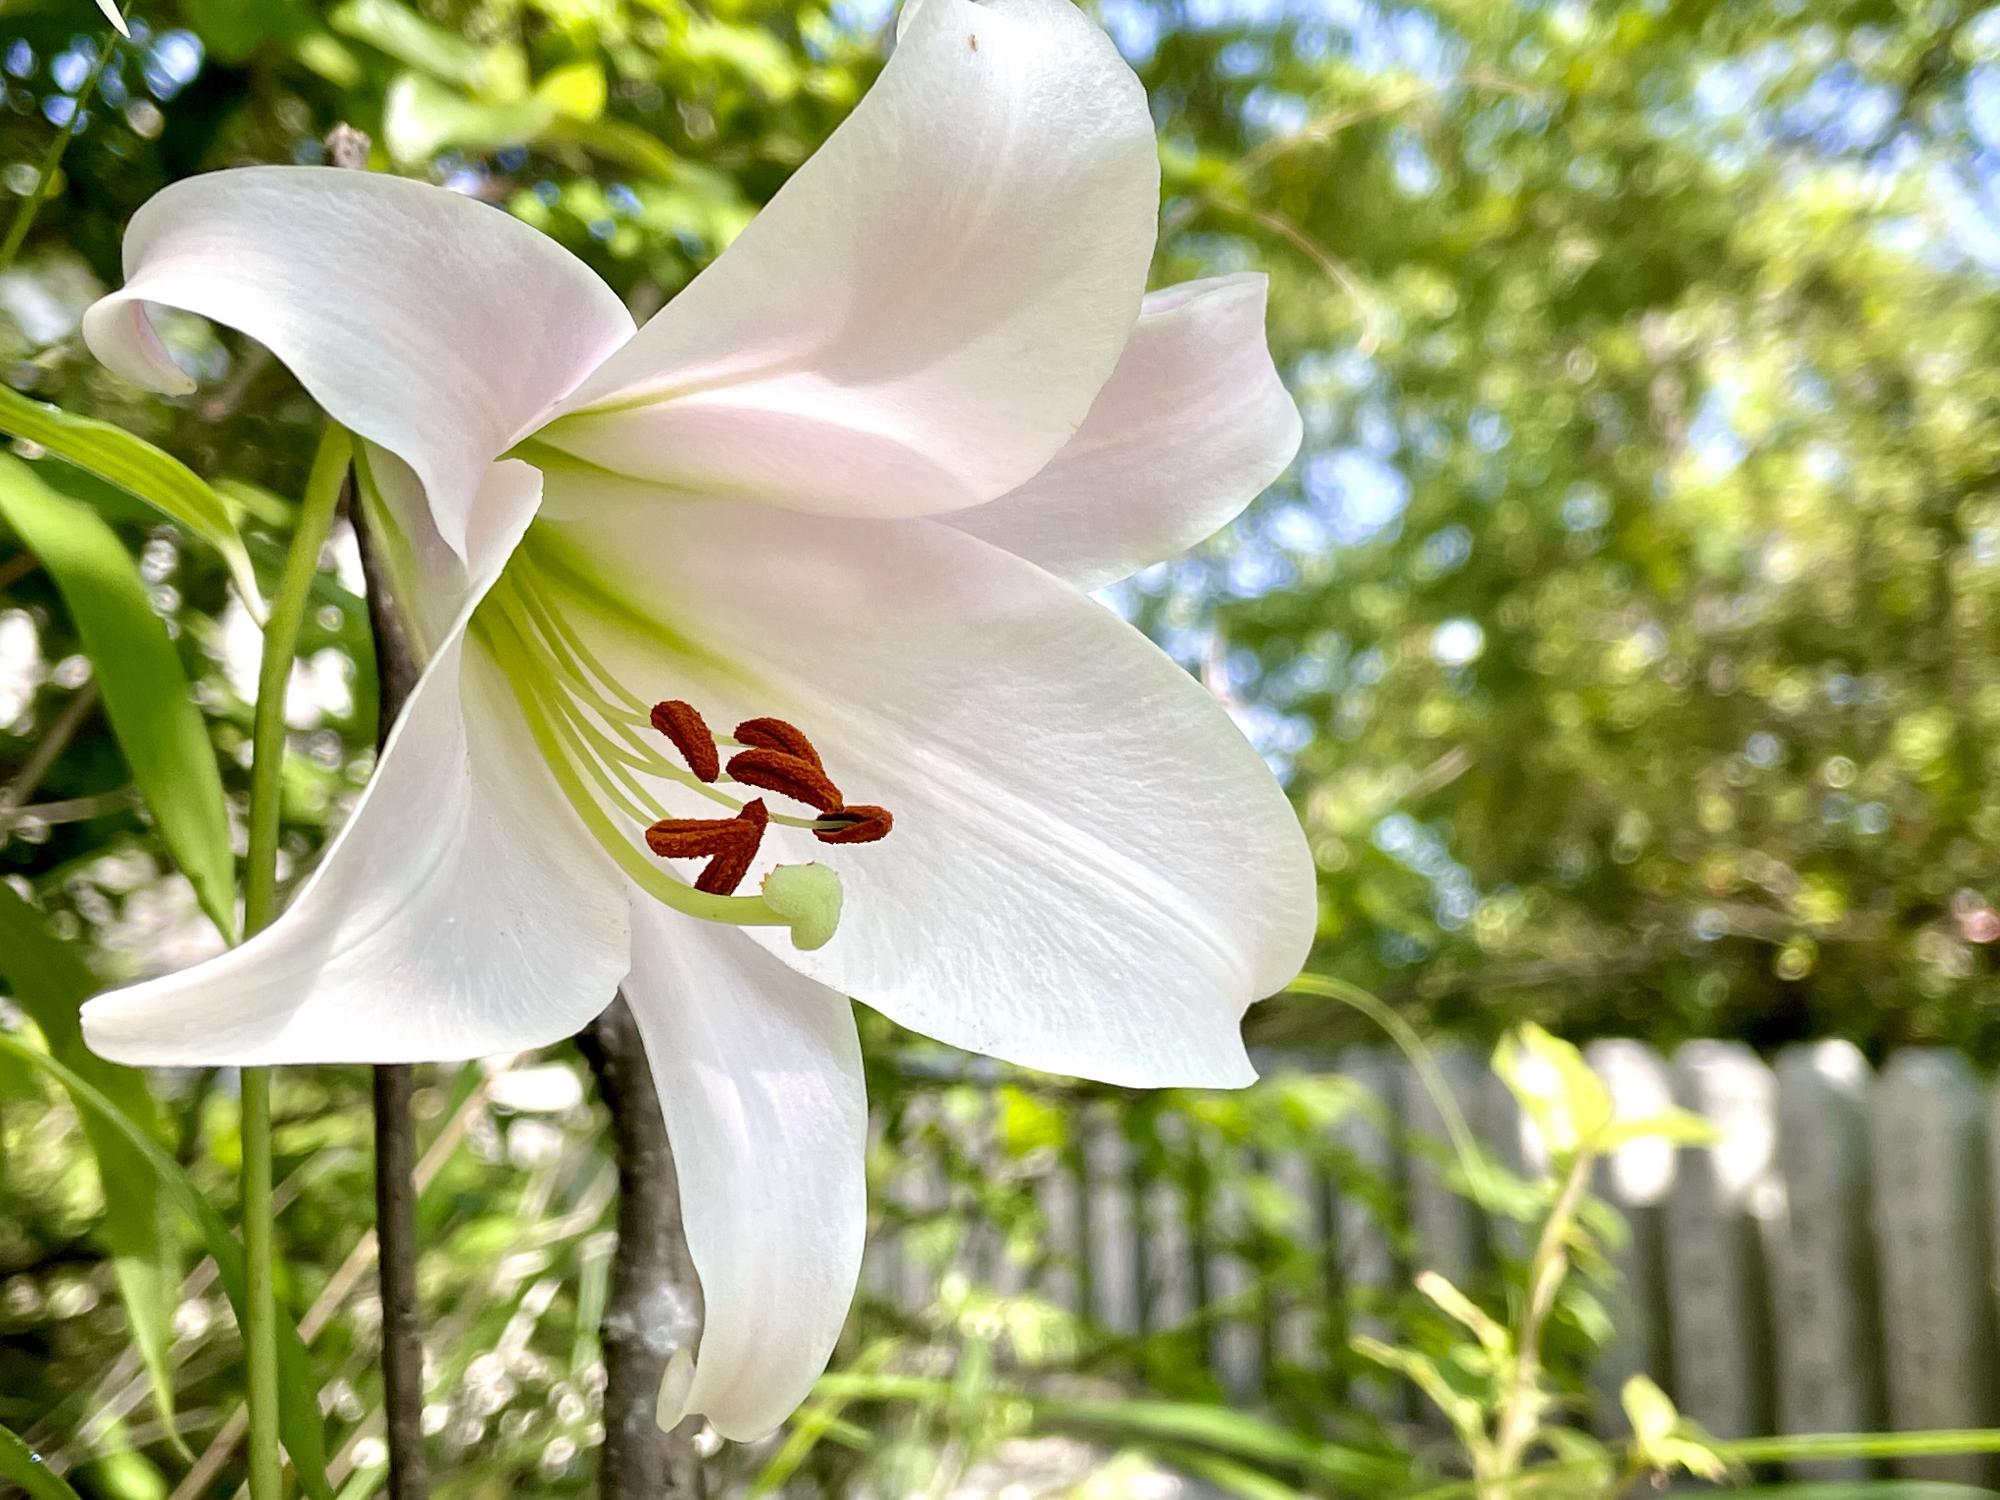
xmin=1285 ymin=973 xmax=1490 ymax=1202
xmin=240 ymin=423 xmax=352 ymax=1500
xmin=236 ymin=1069 xmax=279 ymax=1500
xmin=0 ymin=40 xmax=114 ymax=277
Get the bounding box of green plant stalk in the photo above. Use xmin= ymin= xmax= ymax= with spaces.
xmin=0 ymin=41 xmax=114 ymax=276
xmin=240 ymin=423 xmax=352 ymax=1500
xmin=238 ymin=1068 xmax=280 ymax=1500
xmin=1484 ymin=1144 xmax=1596 ymax=1489
xmin=1286 ymin=974 xmax=1490 ymax=1204
xmin=1410 ymin=1427 xmax=2000 ymax=1500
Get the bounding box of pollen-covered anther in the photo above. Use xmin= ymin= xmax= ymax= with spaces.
xmin=734 ymin=716 xmax=825 ymax=770
xmin=650 ymin=699 xmax=721 ymax=783
xmin=813 ymin=805 xmax=894 ymax=845
xmin=725 ymin=747 xmax=845 ymax=813
xmin=644 ymin=799 xmax=769 ymax=896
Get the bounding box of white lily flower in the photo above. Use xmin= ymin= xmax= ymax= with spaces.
xmin=77 ymin=0 xmax=1313 ymax=1440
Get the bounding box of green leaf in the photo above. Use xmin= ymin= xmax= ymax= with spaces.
xmin=383 ymin=63 xmax=617 ymax=166
xmin=540 ymin=114 xmax=688 ymax=181
xmin=0 ymin=1420 xmax=85 ymax=1500
xmin=533 ymin=60 xmax=606 ymax=121
xmin=1414 ymin=1269 xmax=1509 ymax=1357
xmin=0 ymin=882 xmax=183 ymax=1461
xmin=1597 ymin=1108 xmax=1719 ymax=1150
xmin=1157 ymin=1446 xmax=1304 ymax=1500
xmin=1351 ymin=1336 xmax=1486 ymax=1437
xmin=0 ymin=384 xmax=261 ymax=617
xmin=328 ymin=0 xmax=495 ymax=87
xmin=1620 ymin=1375 xmax=1678 ymax=1449
xmin=1713 ymin=1431 xmax=2000 ymax=1466
xmin=680 ymin=17 xmax=802 ymax=100
xmin=812 ymin=1375 xmax=1410 ymax=1490
xmin=1494 ymin=1022 xmax=1612 ymax=1156
xmin=1622 ymin=1375 xmax=1729 ymax=1483
xmin=0 ymin=1034 xmax=334 ymax=1500
xmin=383 ymin=72 xmax=552 ymax=163
xmin=0 ymin=455 xmax=236 ymax=936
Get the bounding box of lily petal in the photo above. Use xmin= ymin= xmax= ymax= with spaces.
xmin=81 ymin=167 xmax=634 ymax=558
xmin=536 ymin=0 xmax=1159 ymax=519
xmin=81 ymin=631 xmax=630 ymax=1065
xmin=620 ymin=903 xmax=866 ymax=1442
xmin=354 ymin=449 xmax=547 ymax=661
xmin=948 ymin=275 xmax=1303 ymax=590
xmin=533 ymin=481 xmax=1316 ymax=1088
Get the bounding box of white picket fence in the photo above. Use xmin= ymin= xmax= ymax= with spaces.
xmin=862 ymin=1042 xmax=2000 ymax=1484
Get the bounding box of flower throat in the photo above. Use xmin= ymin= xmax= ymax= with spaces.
xmin=475 ymin=559 xmax=895 ymax=951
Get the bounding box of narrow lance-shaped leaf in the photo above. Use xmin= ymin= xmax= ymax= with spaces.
xmin=0 ymin=1033 xmax=335 ymax=1500
xmin=0 ymin=455 xmax=237 ymax=936
xmin=0 ymin=1421 xmax=85 ymax=1500
xmin=0 ymin=883 xmax=181 ymax=1460
xmin=0 ymin=383 xmax=262 ymax=619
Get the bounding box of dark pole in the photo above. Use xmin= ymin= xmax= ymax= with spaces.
xmin=333 ymin=118 xmax=431 ymax=1495
xmin=576 ymin=998 xmax=709 ymax=1499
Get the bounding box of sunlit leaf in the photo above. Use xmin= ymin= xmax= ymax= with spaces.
xmin=0 ymin=1421 xmax=83 ymax=1500
xmin=383 ymin=72 xmax=550 ymax=163
xmin=0 ymin=881 xmax=184 ymax=1459
xmin=328 ymin=0 xmax=494 ymax=87
xmin=0 ymin=384 xmax=261 ymax=619
xmin=1493 ymin=1023 xmax=1612 ymax=1157
xmin=1620 ymin=1375 xmax=1678 ymax=1449
xmin=534 ymin=60 xmax=606 ymax=121
xmin=0 ymin=456 xmax=237 ymax=936
xmin=541 ymin=116 xmax=684 ymax=182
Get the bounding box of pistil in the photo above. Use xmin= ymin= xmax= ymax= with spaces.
xmin=473 ymin=561 xmax=897 ymax=949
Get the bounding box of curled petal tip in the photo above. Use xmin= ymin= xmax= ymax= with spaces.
xmin=82 ymin=299 xmax=197 ymax=396
xmin=655 ymin=1347 xmax=697 ymax=1432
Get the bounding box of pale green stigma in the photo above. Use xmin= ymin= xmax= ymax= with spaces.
xmin=760 ymin=863 xmax=844 ymax=951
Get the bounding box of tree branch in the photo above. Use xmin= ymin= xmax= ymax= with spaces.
xmin=576 ymin=996 xmax=709 ymax=1500
xmin=342 ymin=325 xmax=430 ymax=1500
xmin=0 ymin=683 xmax=98 ymax=837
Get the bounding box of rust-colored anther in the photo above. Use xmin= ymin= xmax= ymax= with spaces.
xmin=813 ymin=805 xmax=894 ymax=845
xmin=734 ymin=716 xmax=825 ymax=769
xmin=650 ymin=699 xmax=721 ymax=783
xmin=644 ymin=799 xmax=769 ymax=895
xmin=726 ymin=747 xmax=844 ymax=812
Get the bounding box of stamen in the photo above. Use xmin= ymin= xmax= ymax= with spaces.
xmin=475 ymin=603 xmax=803 ymax=938
xmin=726 ymin=747 xmax=845 ymax=812
xmin=650 ymin=699 xmax=721 ymax=782
xmin=813 ymin=805 xmax=894 ymax=844
xmin=474 ymin=570 xmax=895 ymax=946
xmin=734 ymin=716 xmax=825 ymax=770
xmin=645 ymin=799 xmax=770 ymax=896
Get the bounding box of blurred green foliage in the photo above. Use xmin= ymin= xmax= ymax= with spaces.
xmin=1148 ymin=0 xmax=2000 ymax=1053
xmin=4 ymin=0 xmax=2000 ymax=1490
